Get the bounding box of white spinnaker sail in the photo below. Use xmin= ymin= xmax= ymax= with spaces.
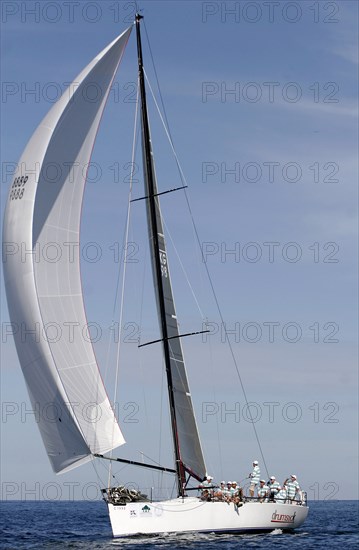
xmin=3 ymin=27 xmax=132 ymax=473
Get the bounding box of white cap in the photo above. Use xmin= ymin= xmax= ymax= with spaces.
xmin=253 ymin=460 xmax=258 ymax=465
xmin=227 ymin=481 xmax=232 ymax=484
xmin=260 ymin=479 xmax=266 ymax=483
xmin=232 ymin=481 xmax=237 ymax=485
xmin=206 ymin=475 xmax=213 ymax=480
xmin=270 ymin=476 xmax=275 ymax=480
xmin=291 ymin=474 xmax=297 ymax=479
xmin=220 ymin=481 xmax=225 ymax=485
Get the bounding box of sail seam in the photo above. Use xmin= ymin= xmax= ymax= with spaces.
xmin=57 ymin=361 xmax=96 ymax=372
xmin=40 ymin=224 xmax=79 ymax=233
xmin=38 ymin=293 xmax=82 ymax=298
xmin=107 ymin=69 xmax=140 ymax=486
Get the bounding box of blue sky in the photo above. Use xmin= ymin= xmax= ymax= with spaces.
xmin=1 ymin=1 xmax=358 ymax=501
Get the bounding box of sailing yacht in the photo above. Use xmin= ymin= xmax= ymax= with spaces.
xmin=3 ymin=14 xmax=308 ymax=537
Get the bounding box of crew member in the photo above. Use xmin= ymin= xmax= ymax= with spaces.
xmin=274 ymin=485 xmax=288 ymax=504
xmin=249 ymin=460 xmax=260 ymax=497
xmin=214 ymin=481 xmax=226 ymax=501
xmin=257 ymin=480 xmax=269 ymax=502
xmin=268 ymin=476 xmax=280 ymax=501
xmin=284 ymin=474 xmax=301 ymax=503
xmin=199 ymin=475 xmax=214 ymax=498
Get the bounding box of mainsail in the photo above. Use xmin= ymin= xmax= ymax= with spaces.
xmin=144 ymin=186 xmax=208 ymax=483
xmin=3 ymin=27 xmax=132 ymax=473
xmin=135 ymin=16 xmax=206 ymax=487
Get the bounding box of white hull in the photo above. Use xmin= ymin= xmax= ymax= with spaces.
xmin=108 ymin=497 xmax=309 ymax=537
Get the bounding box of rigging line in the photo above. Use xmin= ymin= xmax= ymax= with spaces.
xmin=108 ymin=75 xmax=140 ymax=489
xmin=136 ymin=236 xmax=157 ymax=489
xmin=91 ymin=456 xmax=107 ymax=491
xmin=93 ymin=455 xmax=130 ymax=496
xmin=158 ymin=358 xmax=165 ymax=489
xmin=207 ymin=318 xmax=224 ymax=481
xmin=160 ymin=213 xmax=205 ymax=319
xmin=143 ymin=73 xmax=270 ymax=482
xmin=143 ymin=64 xmax=206 ymax=301
xmin=158 ymin=470 xmax=164 ymax=500
xmin=134 ymin=450 xmax=171 ymax=469
xmin=103 ymin=125 xmax=140 ymax=388
xmin=143 ymin=21 xmax=174 ymax=146
xmin=143 ymin=26 xmax=209 ymax=296
xmin=102 ymin=209 xmax=130 ymax=387
xmin=143 ymin=68 xmax=209 ymax=306
xmin=143 ymin=69 xmax=185 ymax=185
xmin=183 ymin=192 xmax=270 ymax=480
xmin=112 ymin=120 xmax=141 ymax=317
xmin=97 ymin=456 xmax=129 ymax=488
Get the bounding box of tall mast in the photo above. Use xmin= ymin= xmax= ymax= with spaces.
xmin=135 ymin=13 xmax=186 ymax=497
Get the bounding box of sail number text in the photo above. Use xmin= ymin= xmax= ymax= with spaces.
xmin=159 ymin=250 xmax=168 ymax=278
xmin=9 ymin=175 xmax=28 ymax=201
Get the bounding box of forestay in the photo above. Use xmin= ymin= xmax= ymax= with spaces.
xmin=3 ymin=27 xmax=132 ymax=473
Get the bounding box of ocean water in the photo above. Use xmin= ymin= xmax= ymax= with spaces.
xmin=0 ymin=500 xmax=358 ymax=549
